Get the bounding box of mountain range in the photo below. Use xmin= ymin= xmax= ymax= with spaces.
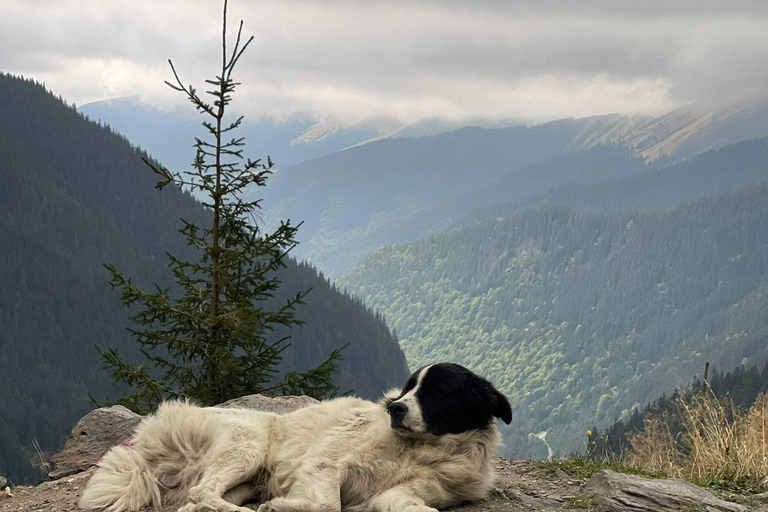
xmin=466 ymin=137 xmax=768 ymax=222
xmin=250 ymin=98 xmax=768 ymax=278
xmin=80 ymin=96 xmax=768 ymax=279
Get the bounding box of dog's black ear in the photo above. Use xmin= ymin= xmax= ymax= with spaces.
xmin=490 ymin=387 xmax=512 ymax=424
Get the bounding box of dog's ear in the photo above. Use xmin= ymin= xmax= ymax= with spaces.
xmin=490 ymin=387 xmax=512 ymax=424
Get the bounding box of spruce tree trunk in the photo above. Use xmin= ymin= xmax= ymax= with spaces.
xmin=208 ymin=7 xmax=227 ymax=397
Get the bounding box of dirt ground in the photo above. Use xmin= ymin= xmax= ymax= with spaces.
xmin=0 ymin=459 xmax=592 ymax=512
xmin=2 ymin=458 xmax=762 ymax=512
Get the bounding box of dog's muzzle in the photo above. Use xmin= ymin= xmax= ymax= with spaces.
xmin=388 ymin=401 xmax=409 ymax=430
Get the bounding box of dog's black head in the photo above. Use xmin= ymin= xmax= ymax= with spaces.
xmin=383 ymin=363 xmax=512 ymax=436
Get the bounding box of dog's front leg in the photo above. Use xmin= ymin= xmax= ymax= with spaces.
xmin=367 ymin=485 xmax=440 ymax=512
xmin=257 ymin=461 xmax=341 ymax=512
xmin=179 ymin=446 xmax=263 ymax=512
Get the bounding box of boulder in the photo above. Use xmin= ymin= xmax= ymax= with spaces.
xmin=215 ymin=394 xmax=318 ymax=414
xmin=48 ymin=395 xmax=317 ymax=480
xmin=49 ymin=405 xmax=142 ymax=480
xmin=586 ymin=470 xmax=747 ymax=512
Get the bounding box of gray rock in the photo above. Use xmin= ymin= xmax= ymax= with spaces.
xmin=586 ymin=470 xmax=747 ymax=512
xmin=215 ymin=394 xmax=319 ymax=414
xmin=49 ymin=405 xmax=142 ymax=481
xmin=48 ymin=395 xmax=317 ymax=481
xmin=0 ymin=476 xmax=6 ymax=488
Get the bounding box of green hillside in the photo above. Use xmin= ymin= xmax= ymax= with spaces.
xmin=339 ymin=183 xmax=768 ymax=458
xmin=0 ymin=73 xmax=408 ymax=483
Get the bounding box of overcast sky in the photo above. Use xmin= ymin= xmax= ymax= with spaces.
xmin=2 ymin=0 xmax=768 ymax=126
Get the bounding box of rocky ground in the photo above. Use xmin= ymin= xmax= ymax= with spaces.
xmin=2 ymin=396 xmax=767 ymax=512
xmin=3 ymin=458 xmax=767 ymax=512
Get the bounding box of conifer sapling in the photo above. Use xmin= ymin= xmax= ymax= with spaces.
xmin=96 ymin=0 xmax=345 ymax=414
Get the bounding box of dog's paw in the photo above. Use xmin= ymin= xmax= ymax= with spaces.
xmin=256 ymin=502 xmax=275 ymax=512
xmin=178 ymin=503 xmax=214 ymax=512
xmin=256 ymin=498 xmax=323 ymax=512
xmin=179 ymin=500 xmax=253 ymax=512
xmin=403 ymin=505 xmax=439 ymax=512
xmin=256 ymin=499 xmax=292 ymax=512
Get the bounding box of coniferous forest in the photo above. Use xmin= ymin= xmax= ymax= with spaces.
xmin=0 ymin=73 xmax=408 ymax=483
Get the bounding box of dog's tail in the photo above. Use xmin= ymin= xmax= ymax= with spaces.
xmin=78 ymin=444 xmax=160 ymax=512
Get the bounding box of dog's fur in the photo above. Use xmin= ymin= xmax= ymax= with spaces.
xmin=80 ymin=363 xmax=512 ymax=512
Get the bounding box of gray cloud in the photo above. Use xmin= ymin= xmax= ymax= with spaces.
xmin=2 ymin=0 xmax=767 ymax=125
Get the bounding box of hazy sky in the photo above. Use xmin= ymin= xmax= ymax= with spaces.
xmin=2 ymin=0 xmax=768 ymax=126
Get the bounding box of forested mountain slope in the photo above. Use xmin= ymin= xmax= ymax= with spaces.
xmin=467 ymin=137 xmax=768 ymax=222
xmin=339 ymin=183 xmax=768 ymax=459
xmin=406 ymin=144 xmax=645 ymax=239
xmin=0 ymin=74 xmax=408 ymax=484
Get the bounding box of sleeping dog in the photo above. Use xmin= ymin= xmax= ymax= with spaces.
xmin=80 ymin=363 xmax=512 ymax=512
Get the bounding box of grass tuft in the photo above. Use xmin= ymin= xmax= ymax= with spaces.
xmin=565 ymin=494 xmax=597 ymax=509
xmin=535 ymin=455 xmax=666 ymax=480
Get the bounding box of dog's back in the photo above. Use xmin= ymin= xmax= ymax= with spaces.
xmin=79 ymin=377 xmax=507 ymax=512
xmin=79 ymin=401 xmax=278 ymax=511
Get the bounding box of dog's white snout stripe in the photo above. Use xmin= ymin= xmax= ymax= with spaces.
xmin=393 ymin=364 xmax=433 ymax=432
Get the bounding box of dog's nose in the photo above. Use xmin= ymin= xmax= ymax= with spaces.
xmin=388 ymin=401 xmax=408 ymax=418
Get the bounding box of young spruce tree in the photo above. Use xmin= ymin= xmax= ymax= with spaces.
xmin=97 ymin=0 xmax=344 ymax=414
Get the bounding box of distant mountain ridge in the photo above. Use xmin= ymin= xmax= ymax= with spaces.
xmin=465 ymin=137 xmax=768 ymax=223
xmin=78 ymin=94 xmax=768 ymax=278
xmin=571 ymin=99 xmax=768 ymax=162
xmin=0 ymin=73 xmax=408 ymax=484
xmin=260 ymin=98 xmax=768 ymax=277
xmin=260 ymin=120 xmax=644 ymax=278
xmin=78 ymin=96 xmax=381 ymax=172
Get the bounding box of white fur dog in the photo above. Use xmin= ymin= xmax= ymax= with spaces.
xmin=79 ymin=363 xmax=512 ymax=512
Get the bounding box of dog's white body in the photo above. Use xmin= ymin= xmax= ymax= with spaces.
xmin=80 ymin=396 xmax=501 ymax=512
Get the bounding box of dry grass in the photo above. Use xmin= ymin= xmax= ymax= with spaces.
xmin=625 ymin=391 xmax=768 ymax=488
xmin=625 ymin=412 xmax=683 ymax=475
xmin=30 ymin=438 xmax=51 ymax=476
